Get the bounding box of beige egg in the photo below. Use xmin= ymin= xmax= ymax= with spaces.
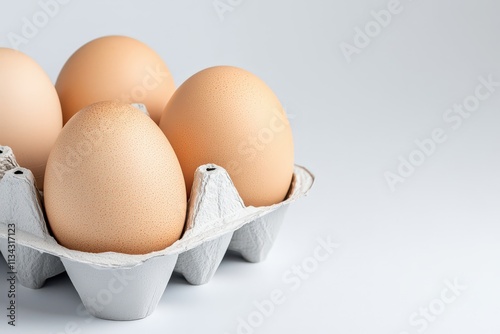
xmin=159 ymin=66 xmax=294 ymax=207
xmin=44 ymin=101 xmax=186 ymax=254
xmin=56 ymin=35 xmax=175 ymax=124
xmin=0 ymin=48 xmax=62 ymax=189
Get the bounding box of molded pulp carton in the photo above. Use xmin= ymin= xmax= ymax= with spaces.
xmin=0 ymin=145 xmax=314 ymax=320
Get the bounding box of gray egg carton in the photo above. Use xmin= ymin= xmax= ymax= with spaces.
xmin=0 ymin=145 xmax=314 ymax=321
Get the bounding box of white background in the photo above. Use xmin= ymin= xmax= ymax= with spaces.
xmin=1 ymin=0 xmax=500 ymax=333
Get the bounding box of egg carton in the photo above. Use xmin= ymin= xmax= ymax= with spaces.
xmin=0 ymin=145 xmax=314 ymax=321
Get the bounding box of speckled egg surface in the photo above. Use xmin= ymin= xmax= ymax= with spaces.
xmin=159 ymin=66 xmax=294 ymax=207
xmin=44 ymin=101 xmax=186 ymax=254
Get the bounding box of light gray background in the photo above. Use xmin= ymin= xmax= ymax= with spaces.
xmin=1 ymin=0 xmax=500 ymax=333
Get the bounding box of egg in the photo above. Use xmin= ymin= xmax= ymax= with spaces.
xmin=56 ymin=35 xmax=175 ymax=124
xmin=44 ymin=101 xmax=186 ymax=254
xmin=0 ymin=48 xmax=62 ymax=189
xmin=159 ymin=66 xmax=294 ymax=207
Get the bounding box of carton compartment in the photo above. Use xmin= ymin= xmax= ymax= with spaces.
xmin=0 ymin=145 xmax=314 ymax=320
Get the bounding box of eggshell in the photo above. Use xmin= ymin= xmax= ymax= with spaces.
xmin=0 ymin=48 xmax=62 ymax=189
xmin=159 ymin=66 xmax=294 ymax=207
xmin=56 ymin=36 xmax=175 ymax=124
xmin=44 ymin=101 xmax=186 ymax=254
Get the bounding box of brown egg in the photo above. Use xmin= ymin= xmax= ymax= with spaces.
xmin=0 ymin=48 xmax=62 ymax=189
xmin=56 ymin=35 xmax=175 ymax=124
xmin=159 ymin=66 xmax=294 ymax=207
xmin=44 ymin=101 xmax=186 ymax=254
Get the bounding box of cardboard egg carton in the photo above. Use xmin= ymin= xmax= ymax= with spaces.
xmin=0 ymin=145 xmax=314 ymax=320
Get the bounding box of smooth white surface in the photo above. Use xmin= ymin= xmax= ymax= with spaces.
xmin=1 ymin=0 xmax=500 ymax=333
